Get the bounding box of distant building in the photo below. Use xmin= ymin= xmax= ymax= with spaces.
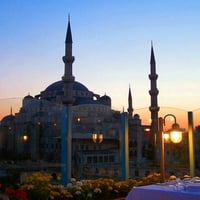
xmin=0 ymin=18 xmax=161 ymax=179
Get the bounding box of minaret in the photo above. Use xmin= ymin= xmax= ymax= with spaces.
xmin=149 ymin=42 xmax=159 ymax=145
xmin=127 ymin=85 xmax=133 ymax=119
xmin=62 ymin=16 xmax=75 ymax=105
xmin=61 ymin=16 xmax=74 ymax=186
xmin=10 ymin=107 xmax=13 ymax=116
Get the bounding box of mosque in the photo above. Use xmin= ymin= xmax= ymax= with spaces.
xmin=0 ymin=18 xmax=161 ymax=179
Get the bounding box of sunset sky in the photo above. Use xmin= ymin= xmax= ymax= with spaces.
xmin=1 ymin=1 xmax=200 ymax=127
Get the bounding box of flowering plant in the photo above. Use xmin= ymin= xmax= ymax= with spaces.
xmin=5 ymin=188 xmax=27 ymax=200
xmin=22 ymin=172 xmax=72 ymax=200
xmin=0 ymin=183 xmax=27 ymax=200
xmin=1 ymin=171 xmax=163 ymax=199
xmin=138 ymin=172 xmax=162 ymax=186
xmin=66 ymin=178 xmax=136 ymax=200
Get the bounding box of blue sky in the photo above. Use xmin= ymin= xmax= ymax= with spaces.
xmin=1 ymin=0 xmax=200 ymax=123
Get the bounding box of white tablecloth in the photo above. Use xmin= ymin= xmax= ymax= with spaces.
xmin=126 ymin=183 xmax=200 ymax=200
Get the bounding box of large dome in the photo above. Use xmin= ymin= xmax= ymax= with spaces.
xmin=40 ymin=80 xmax=95 ymax=105
xmin=39 ymin=80 xmax=111 ymax=107
xmin=45 ymin=80 xmax=89 ymax=92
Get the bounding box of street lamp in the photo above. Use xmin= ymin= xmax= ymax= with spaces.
xmin=92 ymin=131 xmax=103 ymax=143
xmin=159 ymin=114 xmax=183 ymax=182
xmin=164 ymin=121 xmax=182 ymax=144
xmin=92 ymin=120 xmax=103 ymax=144
xmin=22 ymin=135 xmax=28 ymax=142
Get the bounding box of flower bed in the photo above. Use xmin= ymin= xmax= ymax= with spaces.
xmin=0 ymin=172 xmax=162 ymax=200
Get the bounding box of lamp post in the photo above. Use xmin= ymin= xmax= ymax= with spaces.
xmin=188 ymin=111 xmax=195 ymax=177
xmin=159 ymin=114 xmax=183 ymax=182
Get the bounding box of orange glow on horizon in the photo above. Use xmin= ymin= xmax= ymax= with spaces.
xmin=0 ymin=98 xmax=22 ymax=120
xmin=135 ymin=107 xmax=200 ymax=130
xmin=1 ymin=98 xmax=200 ymax=130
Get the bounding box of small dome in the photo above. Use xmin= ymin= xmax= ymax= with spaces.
xmin=1 ymin=114 xmax=15 ymax=124
xmin=100 ymin=94 xmax=111 ymax=100
xmin=24 ymin=94 xmax=34 ymax=100
xmin=99 ymin=94 xmax=111 ymax=107
xmin=133 ymin=114 xmax=140 ymax=119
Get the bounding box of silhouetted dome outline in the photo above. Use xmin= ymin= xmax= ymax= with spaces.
xmin=100 ymin=94 xmax=111 ymax=101
xmin=1 ymin=114 xmax=15 ymax=124
xmin=24 ymin=94 xmax=34 ymax=100
xmin=133 ymin=114 xmax=140 ymax=119
xmin=45 ymin=80 xmax=89 ymax=92
xmin=40 ymin=80 xmax=111 ymax=107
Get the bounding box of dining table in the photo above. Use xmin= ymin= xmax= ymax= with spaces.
xmin=126 ymin=179 xmax=200 ymax=200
